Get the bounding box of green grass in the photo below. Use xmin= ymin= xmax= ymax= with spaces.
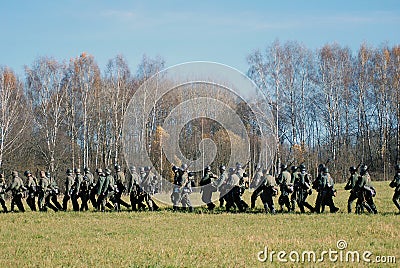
xmin=0 ymin=181 xmax=399 ymax=267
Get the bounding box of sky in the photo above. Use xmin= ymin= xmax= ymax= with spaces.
xmin=1 ymin=0 xmax=400 ymax=76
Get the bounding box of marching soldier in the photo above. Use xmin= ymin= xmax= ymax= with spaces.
xmin=389 ymin=164 xmax=400 ymax=212
xmin=354 ymin=165 xmax=377 ymax=214
xmin=46 ymin=171 xmax=63 ymax=211
xmin=114 ymin=164 xmax=131 ymax=211
xmin=83 ymin=167 xmax=97 ymax=210
xmin=250 ymin=165 xmax=264 ymax=209
xmin=294 ymin=165 xmax=314 ymax=213
xmin=141 ymin=166 xmax=158 ymax=211
xmin=319 ymin=167 xmax=339 ymax=213
xmin=6 ymin=171 xmax=25 ymax=212
xmin=215 ymin=165 xmax=229 ymax=208
xmin=71 ymin=168 xmax=83 ymax=211
xmin=225 ymin=167 xmax=247 ymax=212
xmin=37 ymin=171 xmax=48 ymax=211
xmin=345 ymin=166 xmax=359 ymax=213
xmin=24 ymin=170 xmax=37 ymax=211
xmin=128 ymin=166 xmax=143 ymax=211
xmin=180 ymin=165 xmax=194 ymax=212
xmin=290 ymin=165 xmax=299 ymax=211
xmin=0 ymin=174 xmax=8 ymax=212
xmin=259 ymin=168 xmax=277 ymax=214
xmin=313 ymin=163 xmax=325 ymax=213
xmin=277 ymin=164 xmax=292 ymax=212
xmin=94 ymin=168 xmax=106 ymax=210
xmin=171 ymin=165 xmax=182 ymax=211
xmin=62 ymin=169 xmax=74 ymax=211
xmin=99 ymin=168 xmax=116 ymax=211
xmin=199 ymin=165 xmax=217 ymax=210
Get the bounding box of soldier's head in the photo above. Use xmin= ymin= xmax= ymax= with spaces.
xmin=84 ymin=167 xmax=90 ymax=172
xmin=145 ymin=166 xmax=151 ymax=172
xmin=280 ymin=164 xmax=287 ymax=171
xmin=300 ymin=165 xmax=306 ymax=172
xmin=139 ymin=167 xmax=145 ymax=174
xmin=105 ymin=168 xmax=111 ymax=175
xmin=45 ymin=171 xmax=50 ymax=178
xmin=24 ymin=170 xmax=32 ymax=177
xmin=114 ymin=164 xmax=121 ymax=171
xmin=130 ymin=166 xmax=136 ymax=172
xmin=219 ymin=165 xmax=226 ymax=172
xmin=74 ymin=168 xmax=81 ymax=174
xmin=322 ymin=167 xmax=329 ymax=174
xmin=349 ymin=166 xmax=356 ymax=173
xmin=12 ymin=171 xmax=18 ymax=177
xmin=40 ymin=170 xmax=46 ymax=177
xmin=291 ymin=166 xmax=298 ymax=172
xmin=236 ymin=162 xmax=242 ymax=169
xmin=395 ymin=164 xmax=400 ymax=171
xmin=262 ymin=168 xmax=268 ymax=175
xmin=66 ymin=169 xmax=73 ymax=175
xmin=229 ymin=167 xmax=235 ymax=174
xmin=181 ymin=163 xmax=188 ymax=171
xmin=205 ymin=165 xmax=211 ymax=172
xmin=255 ymin=164 xmax=261 ymax=171
xmin=318 ymin=164 xmax=325 ymax=172
xmin=96 ymin=168 xmax=103 ymax=175
xmin=360 ymin=165 xmax=368 ymax=174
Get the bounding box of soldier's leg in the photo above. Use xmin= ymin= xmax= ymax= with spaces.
xmin=284 ymin=195 xmax=291 ymax=212
xmin=314 ymin=192 xmax=321 ymax=213
xmin=45 ymin=194 xmax=58 ymax=212
xmin=225 ymin=190 xmax=234 ymax=212
xmin=393 ymin=191 xmax=400 ymax=211
xmin=0 ymin=198 xmax=7 ymax=212
xmin=251 ymin=187 xmax=262 ymax=209
xmin=51 ymin=195 xmax=63 ymax=210
xmin=260 ymin=190 xmax=269 ymax=213
xmin=26 ymin=196 xmax=34 ymax=211
xmin=118 ymin=195 xmax=131 ymax=209
xmin=366 ymin=197 xmax=377 ymax=214
xmin=130 ymin=192 xmax=137 ymax=211
xmin=16 ymin=195 xmax=25 ymax=212
xmin=89 ymin=191 xmax=97 ymax=209
xmin=347 ymin=193 xmax=357 ymax=213
xmin=291 ymin=191 xmax=297 ymax=211
xmin=62 ymin=195 xmax=70 ymax=211
xmin=233 ymin=187 xmax=244 ymax=212
xmin=71 ymin=194 xmax=79 ymax=211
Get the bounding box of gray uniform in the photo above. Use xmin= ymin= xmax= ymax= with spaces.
xmin=0 ymin=176 xmax=8 ymax=212
xmin=7 ymin=173 xmax=26 ymax=212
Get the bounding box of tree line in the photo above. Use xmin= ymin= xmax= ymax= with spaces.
xmin=0 ymin=41 xmax=399 ymax=187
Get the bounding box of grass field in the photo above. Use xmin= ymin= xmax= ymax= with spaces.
xmin=0 ymin=181 xmax=399 ymax=267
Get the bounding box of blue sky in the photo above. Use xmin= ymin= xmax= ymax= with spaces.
xmin=1 ymin=0 xmax=400 ymax=76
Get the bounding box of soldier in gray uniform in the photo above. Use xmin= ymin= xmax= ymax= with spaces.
xmin=99 ymin=168 xmax=116 ymax=211
xmin=83 ymin=167 xmax=96 ymax=209
xmin=320 ymin=167 xmax=339 ymax=213
xmin=294 ymin=165 xmax=314 ymax=213
xmin=250 ymin=165 xmax=264 ymax=209
xmin=277 ymin=164 xmax=292 ymax=212
xmin=71 ymin=168 xmax=83 ymax=211
xmin=24 ymin=170 xmax=37 ymax=211
xmin=128 ymin=166 xmax=143 ymax=211
xmin=199 ymin=165 xmax=217 ymax=210
xmin=6 ymin=171 xmax=26 ymax=212
xmin=141 ymin=166 xmax=158 ymax=211
xmin=354 ymin=165 xmax=377 ymax=214
xmin=0 ymin=174 xmax=8 ymax=212
xmin=62 ymin=169 xmax=74 ymax=211
xmin=94 ymin=168 xmax=105 ymax=210
xmin=345 ymin=166 xmax=359 ymax=213
xmin=37 ymin=171 xmax=48 ymax=211
xmin=46 ymin=171 xmax=63 ymax=211
xmin=290 ymin=165 xmax=299 ymax=211
xmin=114 ymin=164 xmax=131 ymax=211
xmin=259 ymin=169 xmax=277 ymax=214
xmin=225 ymin=167 xmax=247 ymax=212
xmin=389 ymin=164 xmax=400 ymax=212
xmin=180 ymin=165 xmax=194 ymax=212
xmin=171 ymin=165 xmax=182 ymax=211
xmin=215 ymin=165 xmax=229 ymax=208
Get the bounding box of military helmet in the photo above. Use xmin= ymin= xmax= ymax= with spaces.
xmin=24 ymin=170 xmax=31 ymax=177
xmin=323 ymin=167 xmax=329 ymax=173
xmin=45 ymin=171 xmax=50 ymax=177
xmin=139 ymin=167 xmax=145 ymax=173
xmin=130 ymin=166 xmax=136 ymax=172
xmin=12 ymin=171 xmax=18 ymax=176
xmin=66 ymin=169 xmax=73 ymax=174
xmin=349 ymin=166 xmax=356 ymax=172
xmin=236 ymin=162 xmax=242 ymax=168
xmin=74 ymin=168 xmax=81 ymax=174
xmin=219 ymin=165 xmax=226 ymax=171
xmin=105 ymin=168 xmax=111 ymax=175
xmin=96 ymin=168 xmax=103 ymax=174
xmin=291 ymin=166 xmax=298 ymax=171
xmin=229 ymin=167 xmax=235 ymax=173
xmin=280 ymin=164 xmax=287 ymax=170
xmin=318 ymin=164 xmax=325 ymax=171
xmin=84 ymin=167 xmax=90 ymax=172
xmin=262 ymin=168 xmax=268 ymax=174
xmin=360 ymin=165 xmax=368 ymax=172
xmin=205 ymin=165 xmax=211 ymax=171
xmin=181 ymin=163 xmax=188 ymax=170
xmin=114 ymin=164 xmax=121 ymax=171
xmin=395 ymin=164 xmax=400 ymax=171
xmin=299 ymin=164 xmax=306 ymax=170
xmin=144 ymin=166 xmax=151 ymax=172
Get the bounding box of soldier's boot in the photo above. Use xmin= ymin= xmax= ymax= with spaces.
xmin=291 ymin=199 xmax=296 ymax=211
xmin=369 ymin=203 xmax=378 ymax=214
xmin=207 ymin=202 xmax=215 ymax=210
xmin=188 ymin=206 xmax=193 ymax=212
xmin=347 ymin=202 xmax=352 ymax=213
xmin=219 ymin=198 xmax=224 ymax=208
xmin=173 ymin=205 xmax=179 ymax=211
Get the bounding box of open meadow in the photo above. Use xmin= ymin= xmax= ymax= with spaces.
xmin=0 ymin=181 xmax=399 ymax=267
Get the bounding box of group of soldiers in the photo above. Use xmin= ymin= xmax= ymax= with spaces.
xmin=0 ymin=165 xmax=160 ymax=213
xmin=1 ymin=161 xmax=400 ymax=214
